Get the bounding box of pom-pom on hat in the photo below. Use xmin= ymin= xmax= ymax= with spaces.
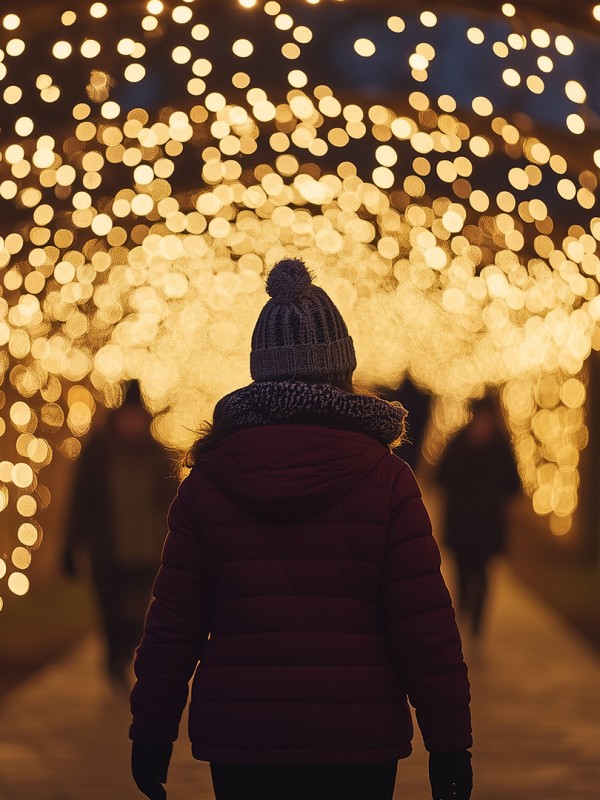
xmin=250 ymin=258 xmax=357 ymax=382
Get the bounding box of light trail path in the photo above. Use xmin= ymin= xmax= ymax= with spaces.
xmin=1 ymin=559 xmax=599 ymax=799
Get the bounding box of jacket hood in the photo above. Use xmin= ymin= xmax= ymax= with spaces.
xmin=193 ymin=381 xmax=406 ymax=521
xmin=197 ymin=425 xmax=391 ymax=521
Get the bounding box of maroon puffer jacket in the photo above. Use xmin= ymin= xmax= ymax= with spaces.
xmin=130 ymin=424 xmax=471 ymax=764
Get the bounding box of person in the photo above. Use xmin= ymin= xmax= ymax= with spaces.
xmin=436 ymin=395 xmax=521 ymax=638
xmin=377 ymin=378 xmax=432 ymax=471
xmin=129 ymin=258 xmax=473 ymax=800
xmin=63 ymin=380 xmax=178 ymax=688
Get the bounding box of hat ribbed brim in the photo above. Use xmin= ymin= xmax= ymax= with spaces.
xmin=250 ymin=336 xmax=357 ymax=381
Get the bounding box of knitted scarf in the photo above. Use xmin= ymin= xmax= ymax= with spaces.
xmin=213 ymin=381 xmax=407 ymax=448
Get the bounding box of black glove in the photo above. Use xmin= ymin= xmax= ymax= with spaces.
xmin=131 ymin=742 xmax=173 ymax=800
xmin=429 ymin=750 xmax=472 ymax=800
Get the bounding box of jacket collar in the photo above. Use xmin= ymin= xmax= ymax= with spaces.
xmin=214 ymin=380 xmax=407 ymax=448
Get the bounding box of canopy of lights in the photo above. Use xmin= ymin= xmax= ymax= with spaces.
xmin=1 ymin=0 xmax=600 ymax=606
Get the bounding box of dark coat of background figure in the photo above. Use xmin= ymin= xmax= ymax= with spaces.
xmin=63 ymin=382 xmax=178 ymax=686
xmin=436 ymin=396 xmax=521 ymax=637
xmin=377 ymin=378 xmax=432 ymax=471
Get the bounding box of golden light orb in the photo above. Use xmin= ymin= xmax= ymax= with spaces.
xmin=354 ymin=38 xmax=376 ymax=57
xmin=1 ymin=0 xmax=599 ymax=612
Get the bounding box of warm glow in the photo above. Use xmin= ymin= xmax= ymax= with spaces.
xmin=0 ymin=0 xmax=598 ymax=611
xmin=467 ymin=28 xmax=484 ymax=45
xmin=52 ymin=40 xmax=73 ymax=59
xmin=232 ymin=39 xmax=254 ymax=57
xmin=90 ymin=3 xmax=108 ymax=18
xmin=354 ymin=38 xmax=376 ymax=57
xmin=3 ymin=14 xmax=20 ymax=30
xmin=555 ymin=35 xmax=574 ymax=56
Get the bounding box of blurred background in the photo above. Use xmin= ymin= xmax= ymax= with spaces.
xmin=1 ymin=1 xmax=600 ymax=797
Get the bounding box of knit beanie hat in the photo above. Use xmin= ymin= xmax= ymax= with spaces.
xmin=250 ymin=258 xmax=357 ymax=382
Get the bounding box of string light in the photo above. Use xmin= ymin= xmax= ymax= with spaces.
xmin=0 ymin=2 xmax=598 ymax=608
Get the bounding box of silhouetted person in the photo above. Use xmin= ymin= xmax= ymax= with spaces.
xmin=63 ymin=381 xmax=177 ymax=687
xmin=129 ymin=259 xmax=472 ymax=800
xmin=377 ymin=378 xmax=432 ymax=470
xmin=437 ymin=396 xmax=521 ymax=638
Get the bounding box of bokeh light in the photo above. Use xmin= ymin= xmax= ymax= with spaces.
xmin=1 ymin=2 xmax=599 ymax=605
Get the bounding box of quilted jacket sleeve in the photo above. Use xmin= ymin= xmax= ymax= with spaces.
xmin=381 ymin=462 xmax=472 ymax=752
xmin=130 ymin=474 xmax=211 ymax=744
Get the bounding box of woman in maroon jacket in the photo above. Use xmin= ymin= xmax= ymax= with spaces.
xmin=129 ymin=259 xmax=473 ymax=800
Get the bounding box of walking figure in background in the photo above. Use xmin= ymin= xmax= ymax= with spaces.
xmin=63 ymin=381 xmax=177 ymax=688
xmin=436 ymin=396 xmax=521 ymax=638
xmin=377 ymin=378 xmax=431 ymax=471
xmin=129 ymin=259 xmax=473 ymax=800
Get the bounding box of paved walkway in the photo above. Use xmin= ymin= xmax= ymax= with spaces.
xmin=0 ymin=560 xmax=599 ymax=799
